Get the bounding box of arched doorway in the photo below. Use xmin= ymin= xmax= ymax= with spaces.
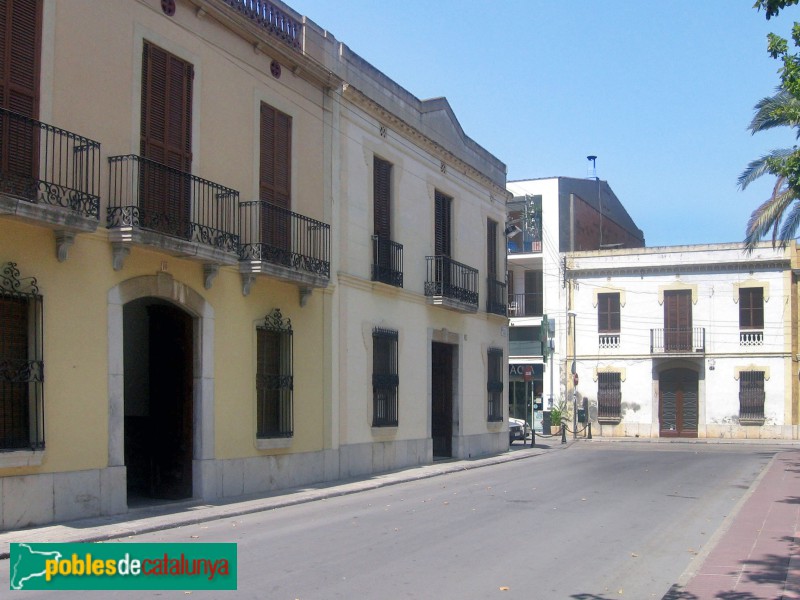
xmin=123 ymin=298 xmax=194 ymax=501
xmin=659 ymin=368 xmax=698 ymax=438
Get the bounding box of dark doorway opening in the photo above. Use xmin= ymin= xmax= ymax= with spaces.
xmin=432 ymin=342 xmax=454 ymax=459
xmin=659 ymin=367 xmax=698 ymax=438
xmin=123 ymin=298 xmax=194 ymax=503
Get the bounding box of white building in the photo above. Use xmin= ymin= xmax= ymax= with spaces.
xmin=566 ymin=242 xmax=798 ymax=439
xmin=505 ymin=177 xmax=644 ymax=428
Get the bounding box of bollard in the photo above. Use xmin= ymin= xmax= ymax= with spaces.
xmin=532 ymin=426 xmax=535 ymax=447
xmin=561 ymin=423 xmax=567 ymax=444
xmin=587 ymin=422 xmax=592 ymax=439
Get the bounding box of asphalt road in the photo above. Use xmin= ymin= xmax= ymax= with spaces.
xmin=1 ymin=443 xmax=784 ymax=599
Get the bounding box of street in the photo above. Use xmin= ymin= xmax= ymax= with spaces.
xmin=0 ymin=443 xmax=786 ymax=599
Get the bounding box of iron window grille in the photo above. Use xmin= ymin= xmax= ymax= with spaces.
xmin=372 ymin=328 xmax=398 ymax=427
xmin=739 ymin=370 xmax=765 ymax=423
xmin=0 ymin=262 xmax=44 ymax=450
xmin=256 ymin=308 xmax=293 ymax=438
xmin=487 ymin=348 xmax=504 ymax=422
xmin=597 ymin=372 xmax=621 ymax=421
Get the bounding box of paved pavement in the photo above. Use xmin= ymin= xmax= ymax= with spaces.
xmin=1 ymin=436 xmax=799 ymax=600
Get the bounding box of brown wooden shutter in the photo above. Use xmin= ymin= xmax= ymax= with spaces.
xmin=373 ymin=157 xmax=391 ymax=239
xmin=260 ymin=102 xmax=291 ymax=254
xmin=664 ymin=290 xmax=692 ymax=350
xmin=140 ymin=41 xmax=192 ymax=235
xmin=0 ymin=0 xmax=40 ymax=116
xmin=0 ymin=0 xmax=41 ymax=190
xmin=0 ymin=296 xmax=29 ymax=448
xmin=434 ymin=190 xmax=451 ymax=257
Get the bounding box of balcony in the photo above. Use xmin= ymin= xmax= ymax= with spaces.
xmin=372 ymin=235 xmax=403 ymax=288
xmin=239 ymin=200 xmax=330 ymax=297
xmin=599 ymin=334 xmax=620 ymax=349
xmin=650 ymin=327 xmax=705 ymax=354
xmin=424 ymin=255 xmax=479 ymax=313
xmin=740 ymin=331 xmax=764 ymax=347
xmin=221 ymin=0 xmax=301 ymax=50
xmin=107 ymin=155 xmax=240 ymax=274
xmin=0 ymin=108 xmax=101 ymax=260
xmin=507 ymin=292 xmax=543 ymax=317
xmin=486 ymin=277 xmax=507 ymax=316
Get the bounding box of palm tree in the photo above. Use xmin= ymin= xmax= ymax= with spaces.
xmin=739 ymin=88 xmax=800 ymax=249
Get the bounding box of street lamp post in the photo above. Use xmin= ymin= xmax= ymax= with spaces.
xmin=568 ymin=310 xmax=577 ymax=440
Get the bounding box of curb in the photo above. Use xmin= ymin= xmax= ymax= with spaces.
xmin=0 ymin=442 xmax=569 ymax=559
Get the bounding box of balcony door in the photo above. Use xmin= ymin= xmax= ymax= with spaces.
xmin=664 ymin=290 xmax=692 ymax=352
xmin=140 ymin=41 xmax=193 ymax=236
xmin=0 ymin=0 xmax=42 ymax=194
xmin=435 ymin=191 xmax=452 ymax=292
xmin=260 ymin=102 xmax=292 ymax=261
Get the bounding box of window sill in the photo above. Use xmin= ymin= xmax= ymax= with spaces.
xmin=739 ymin=418 xmax=765 ymax=426
xmin=371 ymin=426 xmax=398 ymax=438
xmin=597 ymin=417 xmax=621 ymax=424
xmin=0 ymin=450 xmax=45 ymax=469
xmin=255 ymin=437 xmax=293 ymax=451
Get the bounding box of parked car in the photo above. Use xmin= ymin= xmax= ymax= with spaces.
xmin=509 ymin=417 xmax=530 ymax=443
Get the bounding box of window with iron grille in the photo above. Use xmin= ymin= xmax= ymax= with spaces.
xmin=739 ymin=370 xmax=765 ymax=422
xmin=487 ymin=348 xmax=504 ymax=422
xmin=598 ymin=293 xmax=620 ymax=333
xmin=372 ymin=328 xmax=398 ymax=427
xmin=256 ymin=309 xmax=293 ymax=438
xmin=597 ymin=372 xmax=621 ymax=421
xmin=0 ymin=262 xmax=44 ymax=450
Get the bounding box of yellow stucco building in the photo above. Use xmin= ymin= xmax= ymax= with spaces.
xmin=0 ymin=0 xmax=509 ymax=528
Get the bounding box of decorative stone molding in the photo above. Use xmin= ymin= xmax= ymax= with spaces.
xmin=111 ymin=243 xmax=130 ymax=271
xmin=54 ymin=230 xmax=75 ymax=262
xmin=203 ymin=263 xmax=219 ymax=290
xmin=241 ymin=273 xmax=256 ymax=296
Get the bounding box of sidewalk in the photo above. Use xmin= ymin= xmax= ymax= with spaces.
xmin=663 ymin=448 xmax=800 ymax=599
xmin=0 ymin=439 xmax=563 ymax=560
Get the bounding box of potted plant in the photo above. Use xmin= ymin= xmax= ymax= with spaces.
xmin=548 ymin=403 xmax=564 ymax=435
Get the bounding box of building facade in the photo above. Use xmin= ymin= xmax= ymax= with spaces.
xmin=566 ymin=243 xmax=798 ymax=439
xmin=505 ymin=177 xmax=643 ymax=428
xmin=0 ymin=0 xmax=508 ymax=529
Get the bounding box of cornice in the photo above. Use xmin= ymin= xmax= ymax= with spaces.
xmin=341 ymin=84 xmax=510 ymax=200
xmin=567 ymin=259 xmax=791 ymax=279
xmin=187 ymin=0 xmax=341 ymax=89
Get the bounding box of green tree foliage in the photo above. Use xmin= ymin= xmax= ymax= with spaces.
xmin=740 ymin=1 xmax=800 ymax=248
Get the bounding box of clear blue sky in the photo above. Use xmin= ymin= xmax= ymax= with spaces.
xmin=288 ymin=0 xmax=794 ymax=247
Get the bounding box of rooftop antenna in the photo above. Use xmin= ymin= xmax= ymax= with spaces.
xmin=586 ymin=155 xmax=598 ymax=180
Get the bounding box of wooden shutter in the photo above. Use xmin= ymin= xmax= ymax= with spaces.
xmin=373 ymin=157 xmax=391 ymax=239
xmin=739 ymin=287 xmax=764 ymax=329
xmin=0 ymin=0 xmax=40 ymax=116
xmin=487 ymin=219 xmax=497 ymax=278
xmin=664 ymin=290 xmax=692 ymax=350
xmin=434 ymin=190 xmax=451 ymax=257
xmin=260 ymin=102 xmax=291 ymax=253
xmin=140 ymin=41 xmax=193 ymax=235
xmin=0 ymin=0 xmax=41 ymax=188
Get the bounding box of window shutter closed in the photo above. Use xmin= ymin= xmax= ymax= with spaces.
xmin=0 ymin=0 xmax=40 ymax=117
xmin=487 ymin=219 xmax=497 ymax=278
xmin=373 ymin=157 xmax=391 ymax=239
xmin=260 ymin=103 xmax=292 ymax=253
xmin=434 ymin=190 xmax=451 ymax=257
xmin=140 ymin=41 xmax=193 ymax=235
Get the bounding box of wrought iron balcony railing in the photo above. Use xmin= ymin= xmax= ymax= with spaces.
xmin=222 ymin=0 xmax=301 ymax=50
xmin=372 ymin=235 xmax=403 ymax=287
xmin=0 ymin=107 xmax=100 ymax=219
xmin=650 ymin=327 xmax=705 ymax=354
xmin=240 ymin=201 xmax=330 ymax=279
xmin=486 ymin=278 xmax=507 ymax=316
xmin=507 ymin=292 xmax=543 ymax=317
xmin=106 ymin=155 xmax=240 ymax=254
xmin=424 ymin=255 xmax=479 ymax=308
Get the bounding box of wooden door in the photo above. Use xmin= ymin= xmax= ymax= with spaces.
xmin=664 ymin=290 xmax=692 ymax=352
xmin=140 ymin=41 xmax=192 ymax=237
xmin=659 ymin=368 xmax=698 ymax=438
xmin=431 ymin=342 xmax=453 ymax=458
